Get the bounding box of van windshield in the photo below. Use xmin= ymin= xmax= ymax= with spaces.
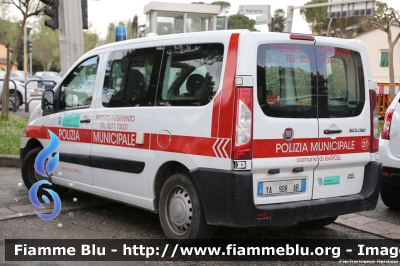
xmin=257 ymin=44 xmax=365 ymax=119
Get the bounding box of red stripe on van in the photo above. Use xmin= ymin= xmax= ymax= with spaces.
xmin=26 ymin=126 xmax=371 ymax=159
xmin=151 ymin=134 xmax=216 ymax=157
xmin=49 ymin=127 xmax=91 ymax=143
xmin=25 ymin=126 xmax=49 ymax=139
xmin=211 ymin=92 xmax=221 ymax=137
xmin=214 ymin=33 xmax=239 ymax=139
xmin=253 ymin=136 xmax=371 ymax=158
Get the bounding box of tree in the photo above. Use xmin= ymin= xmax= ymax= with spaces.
xmin=32 ymin=15 xmax=59 ymax=71
xmin=372 ymin=1 xmax=400 ymax=101
xmin=132 ymin=15 xmax=138 ymax=38
xmin=105 ymin=23 xmax=116 ymax=44
xmin=0 ymin=19 xmax=19 ymax=45
xmin=1 ymin=0 xmax=49 ymax=120
xmin=211 ymin=1 xmax=230 ymax=9
xmin=300 ymin=0 xmax=372 ymax=38
xmin=270 ymin=8 xmax=285 ymax=32
xmin=83 ymin=24 xmax=99 ymax=53
xmin=228 ymin=14 xmax=257 ymax=31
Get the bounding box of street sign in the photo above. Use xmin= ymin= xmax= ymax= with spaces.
xmin=239 ymin=5 xmax=270 ymax=15
xmin=327 ymin=0 xmax=376 ymax=18
xmin=256 ymin=15 xmax=270 ymax=25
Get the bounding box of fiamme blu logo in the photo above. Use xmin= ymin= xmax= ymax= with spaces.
xmin=29 ymin=130 xmax=62 ymax=221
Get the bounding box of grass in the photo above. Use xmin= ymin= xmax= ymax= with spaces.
xmin=0 ymin=115 xmax=28 ymax=155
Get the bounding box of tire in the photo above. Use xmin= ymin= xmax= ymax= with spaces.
xmin=8 ymin=90 xmax=22 ymax=109
xmin=380 ymin=181 xmax=400 ymax=210
xmin=159 ymin=173 xmax=215 ymax=245
xmin=297 ymin=216 xmax=338 ymax=229
xmin=21 ymin=147 xmax=66 ymax=196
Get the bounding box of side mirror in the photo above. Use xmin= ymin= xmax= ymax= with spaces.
xmin=42 ymin=90 xmax=54 ymax=111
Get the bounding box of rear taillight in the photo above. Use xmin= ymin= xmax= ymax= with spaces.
xmin=369 ymin=90 xmax=379 ymax=153
xmin=381 ymin=109 xmax=394 ymax=140
xmin=232 ymin=87 xmax=253 ymax=160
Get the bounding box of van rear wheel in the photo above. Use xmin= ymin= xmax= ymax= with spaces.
xmin=380 ymin=181 xmax=400 ymax=210
xmin=297 ymin=216 xmax=338 ymax=229
xmin=159 ymin=173 xmax=215 ymax=245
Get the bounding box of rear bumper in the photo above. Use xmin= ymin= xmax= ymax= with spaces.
xmin=190 ymin=161 xmax=382 ymax=227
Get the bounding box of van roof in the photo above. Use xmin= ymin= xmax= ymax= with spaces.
xmin=90 ymin=29 xmax=247 ymax=53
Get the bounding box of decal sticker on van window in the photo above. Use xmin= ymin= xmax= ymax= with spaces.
xmin=318 ymin=176 xmax=340 ymax=186
xmin=62 ymin=114 xmax=81 ymax=128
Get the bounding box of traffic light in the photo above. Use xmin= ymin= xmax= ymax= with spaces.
xmin=27 ymin=41 xmax=32 ymax=53
xmin=81 ymin=0 xmax=88 ymax=30
xmin=40 ymin=0 xmax=59 ymax=30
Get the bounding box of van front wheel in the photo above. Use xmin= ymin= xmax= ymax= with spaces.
xmin=21 ymin=147 xmax=66 ymax=196
xmin=159 ymin=173 xmax=215 ymax=245
xmin=297 ymin=216 xmax=338 ymax=229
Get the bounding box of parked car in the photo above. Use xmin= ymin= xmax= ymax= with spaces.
xmin=33 ymin=71 xmax=61 ymax=83
xmin=0 ymin=79 xmax=30 ymax=110
xmin=10 ymin=71 xmax=31 ymax=84
xmin=379 ymin=91 xmax=400 ymax=210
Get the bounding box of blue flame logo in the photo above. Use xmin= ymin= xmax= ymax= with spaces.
xmin=29 ymin=180 xmax=62 ymax=221
xmin=29 ymin=130 xmax=62 ymax=221
xmin=34 ymin=131 xmax=60 ymax=178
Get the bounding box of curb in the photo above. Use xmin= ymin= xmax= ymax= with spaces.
xmin=0 ymin=154 xmax=21 ymax=168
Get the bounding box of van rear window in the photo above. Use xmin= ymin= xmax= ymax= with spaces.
xmin=257 ymin=44 xmax=365 ymax=119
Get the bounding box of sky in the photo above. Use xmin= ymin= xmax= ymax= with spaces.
xmin=87 ymin=0 xmax=400 ymax=39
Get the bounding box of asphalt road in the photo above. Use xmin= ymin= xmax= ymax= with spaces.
xmin=1 ymin=167 xmax=399 ymax=265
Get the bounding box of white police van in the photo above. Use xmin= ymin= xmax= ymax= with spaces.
xmin=20 ymin=30 xmax=382 ymax=244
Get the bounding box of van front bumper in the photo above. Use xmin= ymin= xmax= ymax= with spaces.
xmin=190 ymin=161 xmax=382 ymax=227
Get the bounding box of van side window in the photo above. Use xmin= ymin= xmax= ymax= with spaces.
xmin=102 ymin=47 xmax=163 ymax=108
xmin=102 ymin=59 xmax=129 ymax=107
xmin=58 ymin=56 xmax=99 ymax=111
xmin=157 ymin=43 xmax=224 ymax=106
xmin=257 ymin=44 xmax=317 ymax=119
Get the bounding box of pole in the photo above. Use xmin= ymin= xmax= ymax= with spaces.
xmin=23 ymin=24 xmax=28 ymax=84
xmin=326 ymin=18 xmax=333 ymax=37
xmin=58 ymin=0 xmax=84 ymax=75
xmin=285 ymin=6 xmax=294 ymax=33
xmin=29 ymin=33 xmax=32 ymax=76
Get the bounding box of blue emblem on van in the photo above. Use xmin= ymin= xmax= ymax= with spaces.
xmin=34 ymin=131 xmax=60 ymax=178
xmin=29 ymin=130 xmax=62 ymax=221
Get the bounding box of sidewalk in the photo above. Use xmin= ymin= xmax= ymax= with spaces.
xmin=8 ymin=100 xmax=40 ymax=119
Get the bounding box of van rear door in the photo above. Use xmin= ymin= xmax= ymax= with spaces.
xmin=312 ymin=38 xmax=371 ymax=199
xmin=253 ymin=38 xmax=319 ymax=205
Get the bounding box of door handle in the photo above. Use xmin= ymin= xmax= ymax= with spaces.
xmin=80 ymin=119 xmax=91 ymax=123
xmin=293 ymin=167 xmax=304 ymax=173
xmin=324 ymin=129 xmax=342 ymax=134
xmin=268 ymin=169 xmax=280 ymax=174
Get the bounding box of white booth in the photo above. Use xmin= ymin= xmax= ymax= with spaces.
xmin=143 ymin=1 xmax=228 ymax=36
